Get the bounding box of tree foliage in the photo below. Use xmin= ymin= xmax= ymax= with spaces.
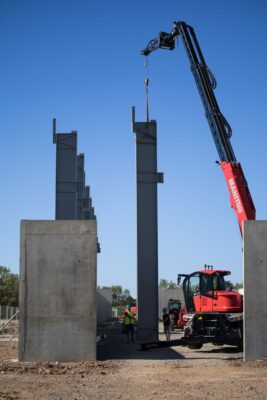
xmin=0 ymin=266 xmax=19 ymax=306
xmin=159 ymin=279 xmax=178 ymax=289
xmin=225 ymin=280 xmax=243 ymax=291
xmin=233 ymin=282 xmax=243 ymax=290
xmin=224 ymin=280 xmax=234 ymax=290
xmin=111 ymin=285 xmax=135 ymax=307
xmin=168 ymin=280 xmax=178 ymax=289
xmin=158 ymin=279 xmax=169 ymax=289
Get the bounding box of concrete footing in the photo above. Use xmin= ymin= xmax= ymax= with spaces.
xmin=19 ymin=220 xmax=97 ymax=362
xmin=244 ymin=220 xmax=267 ymax=361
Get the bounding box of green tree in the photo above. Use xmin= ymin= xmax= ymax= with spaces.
xmin=0 ymin=266 xmax=19 ymax=306
xmin=159 ymin=279 xmax=178 ymax=289
xmin=121 ymin=288 xmax=135 ymax=306
xmin=111 ymin=285 xmax=123 ymax=306
xmin=158 ymin=279 xmax=169 ymax=290
xmin=111 ymin=285 xmax=135 ymax=307
xmin=168 ymin=280 xmax=178 ymax=289
xmin=233 ymin=282 xmax=243 ymax=290
xmin=224 ymin=280 xmax=243 ymax=291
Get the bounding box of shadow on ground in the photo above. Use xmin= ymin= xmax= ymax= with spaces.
xmin=198 ymin=347 xmax=242 ymax=354
xmin=97 ymin=325 xmax=185 ymax=360
xmin=97 ymin=325 xmax=243 ymax=361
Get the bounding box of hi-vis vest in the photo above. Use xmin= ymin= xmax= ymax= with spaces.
xmin=124 ymin=311 xmax=134 ymax=325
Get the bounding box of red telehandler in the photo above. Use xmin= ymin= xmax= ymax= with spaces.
xmin=140 ymin=22 xmax=255 ymax=350
xmin=177 ymin=266 xmax=243 ymax=349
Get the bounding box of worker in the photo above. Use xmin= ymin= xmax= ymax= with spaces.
xmin=162 ymin=308 xmax=171 ymax=341
xmin=124 ymin=305 xmax=135 ymax=343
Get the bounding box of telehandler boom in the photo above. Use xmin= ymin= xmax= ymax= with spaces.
xmin=141 ymin=21 xmax=256 ymax=234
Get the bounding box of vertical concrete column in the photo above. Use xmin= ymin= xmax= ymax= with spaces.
xmin=132 ymin=107 xmax=163 ymax=341
xmin=77 ymin=154 xmax=85 ymax=219
xmin=53 ymin=119 xmax=78 ymax=220
xmin=83 ymin=185 xmax=91 ymax=220
xmin=243 ymin=220 xmax=267 ymax=360
xmin=83 ymin=186 xmax=95 ymax=221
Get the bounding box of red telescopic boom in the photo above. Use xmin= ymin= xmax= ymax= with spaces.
xmin=220 ymin=162 xmax=256 ymax=235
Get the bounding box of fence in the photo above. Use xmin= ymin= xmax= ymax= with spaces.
xmin=0 ymin=305 xmax=19 ymax=321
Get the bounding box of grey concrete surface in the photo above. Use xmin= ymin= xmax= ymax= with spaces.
xmin=97 ymin=287 xmax=112 ymax=324
xmin=54 ymin=130 xmax=78 ymax=220
xmin=19 ymin=220 xmax=97 ymax=362
xmin=244 ymin=220 xmax=267 ymax=361
xmin=132 ymin=111 xmax=163 ymax=342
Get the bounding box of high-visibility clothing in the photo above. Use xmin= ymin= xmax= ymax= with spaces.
xmin=124 ymin=311 xmax=135 ymax=325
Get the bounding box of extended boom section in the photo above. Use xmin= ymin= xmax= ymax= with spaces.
xmin=141 ymin=21 xmax=256 ymax=233
xmin=221 ymin=162 xmax=255 ymax=233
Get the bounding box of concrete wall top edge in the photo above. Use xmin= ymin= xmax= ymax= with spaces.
xmin=20 ymin=220 xmax=97 ymax=236
xmin=243 ymin=220 xmax=267 ymax=241
xmin=244 ymin=220 xmax=267 ymax=225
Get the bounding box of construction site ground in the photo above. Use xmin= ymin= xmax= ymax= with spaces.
xmin=1 ymin=321 xmax=267 ymax=399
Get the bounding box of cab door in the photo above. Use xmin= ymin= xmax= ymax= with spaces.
xmin=199 ymin=273 xmax=215 ymax=312
xmin=183 ymin=273 xmax=200 ymax=312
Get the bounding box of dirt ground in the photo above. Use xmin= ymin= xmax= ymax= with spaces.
xmin=1 ymin=322 xmax=267 ymax=399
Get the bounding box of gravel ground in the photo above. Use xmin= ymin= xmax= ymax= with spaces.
xmin=0 ymin=323 xmax=267 ymax=399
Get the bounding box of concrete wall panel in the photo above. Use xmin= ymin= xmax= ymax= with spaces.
xmin=19 ymin=220 xmax=97 ymax=362
xmin=158 ymin=288 xmax=184 ymax=318
xmin=244 ymin=220 xmax=267 ymax=361
xmin=97 ymin=288 xmax=112 ymax=324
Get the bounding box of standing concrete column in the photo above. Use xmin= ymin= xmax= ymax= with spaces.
xmin=77 ymin=154 xmax=85 ymax=219
xmin=132 ymin=107 xmax=163 ymax=341
xmin=83 ymin=185 xmax=91 ymax=220
xmin=53 ymin=118 xmax=78 ymax=220
xmin=244 ymin=220 xmax=267 ymax=360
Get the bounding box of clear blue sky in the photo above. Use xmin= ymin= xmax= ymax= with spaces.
xmin=1 ymin=1 xmax=267 ymax=297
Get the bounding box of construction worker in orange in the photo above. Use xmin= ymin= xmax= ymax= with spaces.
xmin=124 ymin=305 xmax=135 ymax=343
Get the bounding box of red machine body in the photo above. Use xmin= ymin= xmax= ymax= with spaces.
xmin=192 ymin=269 xmax=243 ymax=313
xmin=180 ymin=268 xmax=243 ymax=316
xmin=221 ymin=162 xmax=256 ymax=234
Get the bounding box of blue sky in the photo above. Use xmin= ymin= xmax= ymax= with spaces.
xmin=1 ymin=0 xmax=267 ymax=297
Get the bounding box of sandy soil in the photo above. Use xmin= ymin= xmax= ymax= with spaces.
xmin=1 ymin=323 xmax=267 ymax=399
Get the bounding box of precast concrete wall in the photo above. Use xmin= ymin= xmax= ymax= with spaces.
xmin=158 ymin=288 xmax=184 ymax=318
xmin=19 ymin=220 xmax=97 ymax=362
xmin=244 ymin=221 xmax=267 ymax=361
xmin=97 ymin=288 xmax=112 ymax=324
